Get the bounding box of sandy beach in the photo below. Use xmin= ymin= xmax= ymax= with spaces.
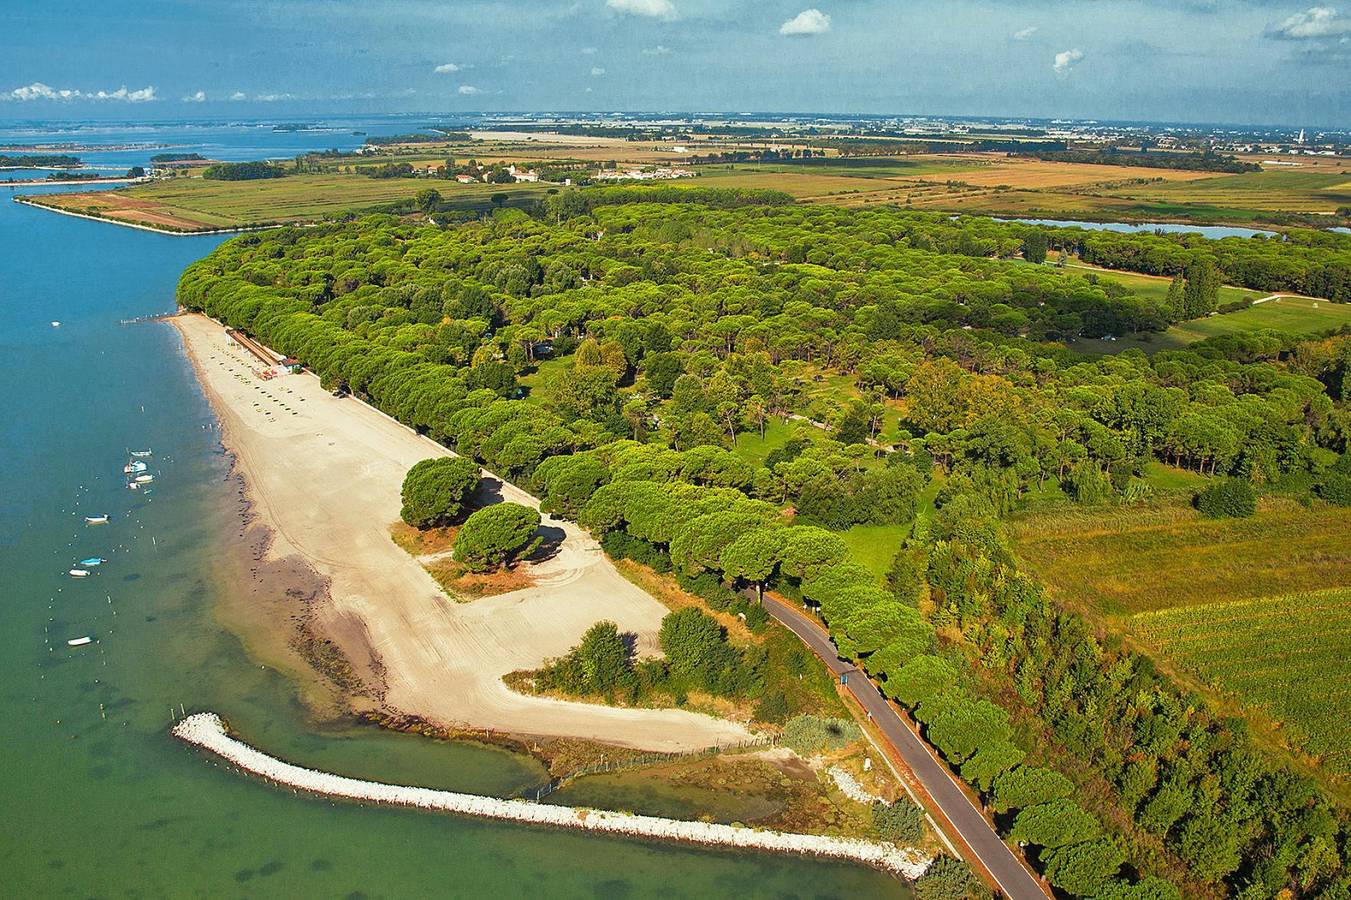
xmin=172 ymin=312 xmax=752 ymax=751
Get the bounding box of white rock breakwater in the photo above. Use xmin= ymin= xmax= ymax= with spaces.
xmin=173 ymin=713 xmax=931 ymax=879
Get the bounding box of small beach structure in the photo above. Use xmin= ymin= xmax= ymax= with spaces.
xmin=84 ymin=514 xmax=109 ymax=525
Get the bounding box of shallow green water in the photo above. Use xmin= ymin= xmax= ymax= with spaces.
xmin=0 ymin=186 xmax=900 ymax=896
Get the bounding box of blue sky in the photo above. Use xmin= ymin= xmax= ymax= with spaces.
xmin=1 ymin=0 xmax=1346 ymax=127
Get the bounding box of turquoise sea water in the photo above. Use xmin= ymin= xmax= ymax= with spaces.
xmin=0 ymin=125 xmax=897 ymax=897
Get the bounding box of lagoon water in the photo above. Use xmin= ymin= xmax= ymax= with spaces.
xmin=0 ymin=123 xmax=896 ymax=897
xmin=999 ymin=216 xmax=1278 ymax=240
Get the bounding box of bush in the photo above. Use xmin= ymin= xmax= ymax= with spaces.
xmin=872 ymin=798 xmax=925 ymax=845
xmin=1010 ymin=798 xmax=1101 ymax=848
xmin=781 ymin=715 xmax=860 ymax=755
xmin=400 ymin=457 xmax=481 ymax=528
xmin=1318 ymin=472 xmax=1351 ymax=506
xmin=990 ymin=765 xmax=1075 ymax=814
xmin=1195 ymin=477 xmax=1257 ymax=518
xmin=754 ymin=690 xmax=790 ymax=724
xmin=453 ymin=502 xmax=541 ymax=571
xmin=914 ymin=855 xmax=983 ymax=900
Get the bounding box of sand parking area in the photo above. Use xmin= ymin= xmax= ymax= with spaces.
xmin=172 ymin=312 xmax=752 ymax=751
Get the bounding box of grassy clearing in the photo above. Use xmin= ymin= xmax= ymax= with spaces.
xmin=1068 ymin=264 xmax=1261 ymax=307
xmin=1071 ymin=295 xmax=1351 ymax=356
xmin=839 ymin=524 xmax=907 ymax=578
xmin=1008 ymin=497 xmax=1351 ymax=617
xmin=1133 ymin=589 xmax=1351 ymax=780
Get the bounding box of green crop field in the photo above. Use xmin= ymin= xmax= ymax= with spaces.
xmin=1133 ymin=589 xmax=1351 ymax=780
xmin=1113 ymin=171 xmax=1351 ymax=214
xmin=1008 ymin=497 xmax=1351 ymax=617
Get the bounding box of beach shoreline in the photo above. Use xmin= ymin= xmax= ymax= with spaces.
xmin=11 ymin=196 xmax=273 ymax=236
xmin=170 ymin=311 xmax=753 ymax=752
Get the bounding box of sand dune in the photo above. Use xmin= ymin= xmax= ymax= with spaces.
xmin=172 ymin=312 xmax=752 ymax=751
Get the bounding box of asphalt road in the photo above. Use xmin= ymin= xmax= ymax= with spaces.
xmin=764 ymin=596 xmax=1046 ymax=900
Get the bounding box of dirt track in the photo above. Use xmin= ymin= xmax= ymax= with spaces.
xmin=173 ymin=312 xmax=752 ymax=751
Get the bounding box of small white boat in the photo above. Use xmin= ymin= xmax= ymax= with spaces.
xmin=51 ymin=321 xmax=61 ymax=327
xmin=123 ymin=461 xmax=148 ymax=474
xmin=79 ymin=557 xmax=106 ymax=567
xmin=129 ymin=449 xmax=152 ymax=457
xmin=134 ymin=473 xmax=154 ymax=483
xmin=69 ymin=569 xmax=90 ymax=578
xmin=67 ymin=636 xmax=93 ymax=647
xmin=84 ymin=514 xmax=109 ymax=525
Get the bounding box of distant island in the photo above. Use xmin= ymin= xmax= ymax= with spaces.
xmin=0 ymin=153 xmax=82 ymax=169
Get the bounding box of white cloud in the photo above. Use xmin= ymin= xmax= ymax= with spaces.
xmin=5 ymin=82 xmax=157 ymax=102
xmin=458 ymin=84 xmax=481 ymax=95
xmin=183 ymin=90 xmax=206 ymax=102
xmin=606 ymin=0 xmax=676 ymax=21
xmin=254 ymin=92 xmax=292 ymax=102
xmin=1268 ymin=6 xmax=1350 ymax=39
xmin=643 ymin=44 xmax=672 ymax=55
xmin=779 ymin=8 xmax=831 ymax=36
xmin=580 ymin=46 xmax=598 ymax=54
xmin=591 ymin=66 xmax=607 ymax=76
xmin=433 ymin=62 xmax=461 ymax=73
xmin=230 ymin=91 xmax=248 ymax=101
xmin=1053 ymin=48 xmax=1085 ymax=75
xmin=1013 ymin=26 xmax=1037 ymax=40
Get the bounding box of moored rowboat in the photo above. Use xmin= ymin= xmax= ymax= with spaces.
xmin=68 ymin=569 xmax=89 ymax=577
xmin=84 ymin=514 xmax=109 ymax=525
xmin=67 ymin=636 xmax=92 ymax=647
xmin=79 ymin=557 xmax=106 ymax=567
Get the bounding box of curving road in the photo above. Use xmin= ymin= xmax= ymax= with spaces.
xmin=764 ymin=595 xmax=1047 ymax=900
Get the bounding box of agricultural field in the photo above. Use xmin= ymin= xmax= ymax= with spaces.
xmin=1108 ymin=169 xmax=1351 ymax=215
xmin=1133 ymin=589 xmax=1351 ymax=781
xmin=1011 ymin=497 xmax=1351 ymax=790
xmin=1008 ymin=497 xmax=1351 ymax=617
xmin=25 ymin=173 xmax=547 ymax=230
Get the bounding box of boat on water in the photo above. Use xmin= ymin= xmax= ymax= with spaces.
xmin=51 ymin=321 xmax=61 ymax=327
xmin=78 ymin=557 xmax=106 ymax=567
xmin=67 ymin=636 xmax=92 ymax=647
xmin=68 ymin=569 xmax=89 ymax=578
xmin=129 ymin=449 xmax=152 ymax=457
xmin=84 ymin=514 xmax=109 ymax=525
xmin=123 ymin=461 xmax=148 ymax=474
xmin=134 ymin=473 xmax=154 ymax=483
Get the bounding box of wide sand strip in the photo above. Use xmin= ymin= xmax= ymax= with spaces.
xmin=172 ymin=312 xmax=752 ymax=751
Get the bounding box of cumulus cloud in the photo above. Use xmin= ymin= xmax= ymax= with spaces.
xmin=606 ymin=0 xmax=677 ymax=20
xmin=5 ymin=82 xmax=157 ymax=102
xmin=229 ymin=91 xmax=248 ymax=101
xmin=1013 ymin=26 xmax=1037 ymax=40
xmin=457 ymin=84 xmax=481 ymax=95
xmin=433 ymin=62 xmax=461 ymax=73
xmin=254 ymin=92 xmax=292 ymax=102
xmin=591 ymin=66 xmax=607 ymax=76
xmin=779 ymin=8 xmax=831 ymax=35
xmin=1053 ymin=48 xmax=1085 ymax=75
xmin=183 ymin=90 xmax=206 ymax=102
xmin=643 ymin=44 xmax=672 ymax=55
xmin=1267 ymin=6 xmax=1350 ymax=39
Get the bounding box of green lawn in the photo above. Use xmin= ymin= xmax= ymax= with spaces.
xmin=1069 ymin=264 xmax=1261 ymax=308
xmin=839 ymin=523 xmax=907 ymax=578
xmin=1072 ymin=295 xmax=1351 ymax=356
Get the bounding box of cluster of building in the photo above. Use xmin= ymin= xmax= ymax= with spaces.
xmin=593 ymin=166 xmax=696 ymax=182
